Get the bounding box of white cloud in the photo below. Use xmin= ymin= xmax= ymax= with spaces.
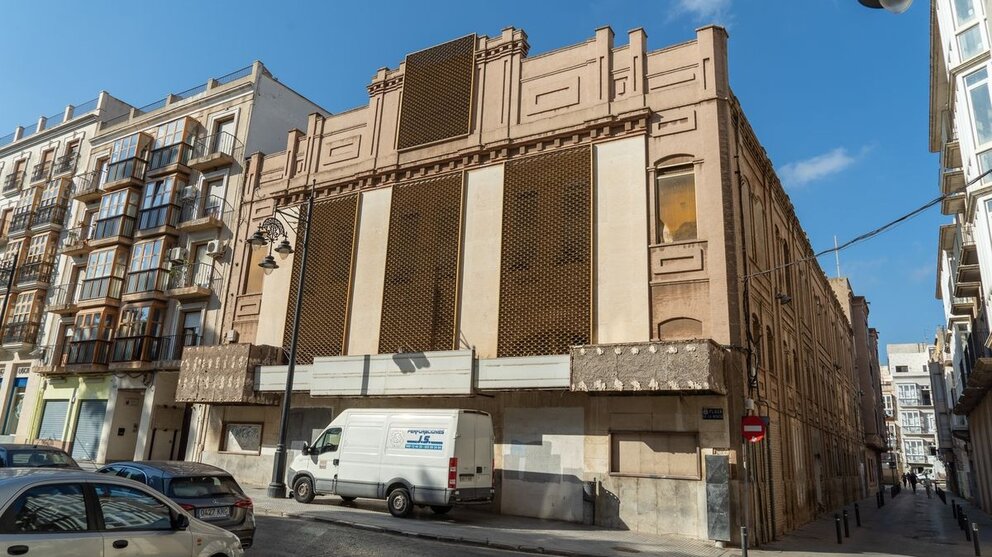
xmin=674 ymin=0 xmax=733 ymax=22
xmin=779 ymin=147 xmax=858 ymax=188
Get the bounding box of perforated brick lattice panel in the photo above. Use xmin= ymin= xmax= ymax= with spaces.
xmin=498 ymin=147 xmax=592 ymax=357
xmin=285 ymin=194 xmax=358 ymax=365
xmin=396 ymin=35 xmax=475 ymax=150
xmin=378 ymin=174 xmax=463 ymax=354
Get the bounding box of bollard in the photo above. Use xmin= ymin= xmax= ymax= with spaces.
xmin=966 ymin=514 xmax=972 ymax=542
xmin=741 ymin=526 xmax=748 ymax=557
xmin=835 ymin=514 xmax=843 ymax=544
xmin=843 ymin=510 xmax=850 ymax=537
xmin=974 ymin=523 xmax=981 ymax=557
xmin=855 ymin=503 xmax=862 ymax=527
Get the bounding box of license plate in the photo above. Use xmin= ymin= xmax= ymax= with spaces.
xmin=197 ymin=506 xmax=231 ymax=520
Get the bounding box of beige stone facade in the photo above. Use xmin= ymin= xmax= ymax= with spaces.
xmin=182 ymin=26 xmax=880 ymax=543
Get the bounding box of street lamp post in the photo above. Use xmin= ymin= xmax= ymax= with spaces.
xmin=250 ymin=190 xmax=314 ymax=499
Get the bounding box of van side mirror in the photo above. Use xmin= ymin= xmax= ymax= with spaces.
xmin=174 ymin=512 xmax=190 ymax=531
xmin=301 ymin=442 xmax=310 ymax=455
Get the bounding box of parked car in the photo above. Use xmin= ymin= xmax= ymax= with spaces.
xmin=0 ymin=444 xmax=80 ymax=469
xmin=97 ymin=461 xmax=254 ymax=548
xmin=0 ymin=468 xmax=243 ymax=556
xmin=288 ymin=409 xmax=495 ymax=517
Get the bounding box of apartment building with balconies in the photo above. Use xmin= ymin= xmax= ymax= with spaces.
xmin=887 ymin=343 xmax=944 ymax=478
xmin=173 ymin=27 xmax=874 ymax=543
xmin=880 ymin=365 xmax=903 ymax=482
xmin=19 ymin=61 xmax=326 ymax=465
xmin=0 ymin=93 xmax=133 ymax=447
xmin=931 ymin=0 xmax=992 ymax=510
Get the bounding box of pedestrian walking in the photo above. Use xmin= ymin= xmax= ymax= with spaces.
xmin=909 ymin=472 xmax=918 ymax=493
xmin=924 ymin=478 xmax=932 ymax=499
xmin=902 ymin=473 xmax=908 ymax=488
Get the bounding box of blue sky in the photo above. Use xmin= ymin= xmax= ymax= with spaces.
xmin=0 ymin=0 xmax=934 ymax=359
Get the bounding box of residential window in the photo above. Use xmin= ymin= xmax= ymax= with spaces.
xmin=901 ymin=410 xmax=921 ymax=432
xmin=113 ymin=305 xmax=165 ymax=362
xmin=138 ymin=176 xmax=181 ymax=230
xmin=79 ymin=248 xmax=126 ymax=300
xmin=965 ymin=68 xmax=992 ymax=147
xmin=610 ymin=431 xmax=700 ymax=479
xmin=959 ymin=26 xmax=985 ymax=61
xmin=153 ymin=118 xmax=191 ymax=150
xmin=656 ymin=166 xmax=697 ymax=243
xmin=68 ymin=310 xmax=115 ymax=365
xmin=883 ymin=395 xmax=894 ymax=417
xmin=898 ymin=384 xmax=919 ymax=405
xmin=954 ymin=0 xmax=979 ymax=26
xmin=895 ymin=365 xmax=909 ymax=373
xmin=10 ymin=293 xmax=35 ymax=323
xmin=904 ymin=439 xmax=925 ymax=458
xmin=125 ymin=239 xmax=166 ymax=294
xmin=110 ymin=134 xmax=142 ymax=164
xmin=953 ymin=0 xmax=986 ymax=61
xmin=93 ymin=190 xmax=138 ymax=240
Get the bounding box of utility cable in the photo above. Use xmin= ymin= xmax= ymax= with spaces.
xmin=743 ymin=167 xmax=992 ymax=281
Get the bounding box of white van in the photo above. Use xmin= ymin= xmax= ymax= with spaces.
xmin=287 ymin=409 xmax=495 ymax=517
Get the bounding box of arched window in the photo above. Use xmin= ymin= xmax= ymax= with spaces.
xmin=752 ymin=196 xmax=766 ymax=266
xmin=656 ymin=163 xmax=697 ymax=244
xmin=781 ymin=240 xmax=792 ymax=296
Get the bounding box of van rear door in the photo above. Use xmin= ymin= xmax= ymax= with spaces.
xmin=454 ymin=411 xmax=494 ymax=493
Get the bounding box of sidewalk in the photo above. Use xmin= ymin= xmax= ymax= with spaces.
xmin=245 ymin=487 xmax=733 ymax=557
xmin=753 ymin=486 xmax=992 ymax=557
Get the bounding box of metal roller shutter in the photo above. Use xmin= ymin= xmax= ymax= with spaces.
xmin=71 ymin=400 xmax=107 ymax=461
xmin=37 ymin=400 xmax=70 ymax=441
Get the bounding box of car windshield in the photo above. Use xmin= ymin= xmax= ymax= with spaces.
xmin=7 ymin=449 xmax=78 ymax=468
xmin=167 ymin=475 xmax=245 ymax=499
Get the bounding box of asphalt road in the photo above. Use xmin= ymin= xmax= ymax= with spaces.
xmin=250 ymin=515 xmax=533 ymax=556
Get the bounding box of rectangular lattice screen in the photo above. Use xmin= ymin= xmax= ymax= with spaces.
xmin=498 ymin=147 xmax=592 ymax=357
xmin=378 ymin=174 xmax=463 ymax=354
xmin=396 ymin=35 xmax=476 ymax=150
xmin=284 ymin=194 xmax=359 ymax=364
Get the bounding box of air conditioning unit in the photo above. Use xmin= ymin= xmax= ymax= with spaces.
xmin=206 ymin=239 xmax=225 ymax=258
xmin=168 ymin=247 xmax=187 ymax=264
xmin=225 ymin=329 xmax=239 ymax=344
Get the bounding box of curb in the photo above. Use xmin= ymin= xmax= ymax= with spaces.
xmin=252 ymin=507 xmax=617 ymax=557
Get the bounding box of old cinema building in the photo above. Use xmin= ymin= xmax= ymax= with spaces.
xmin=178 ymin=26 xmax=869 ymax=542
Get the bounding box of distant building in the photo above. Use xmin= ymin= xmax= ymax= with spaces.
xmin=886 ymin=344 xmax=945 ymax=479
xmin=880 ymin=365 xmax=902 ymax=482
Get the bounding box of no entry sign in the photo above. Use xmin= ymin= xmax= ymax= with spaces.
xmin=742 ymin=415 xmax=766 ymax=443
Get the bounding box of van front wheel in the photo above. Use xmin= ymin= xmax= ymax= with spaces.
xmin=293 ymin=477 xmax=315 ymax=504
xmin=387 ymin=487 xmax=412 ymax=518
xmin=430 ymin=505 xmax=452 ymax=515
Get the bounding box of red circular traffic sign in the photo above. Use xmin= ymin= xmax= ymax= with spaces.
xmin=742 ymin=416 xmax=766 ymax=443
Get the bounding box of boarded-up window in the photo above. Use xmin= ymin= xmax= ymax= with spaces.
xmin=243 ymin=248 xmax=266 ymax=294
xmin=656 ymin=167 xmax=696 ymax=243
xmin=610 ymin=431 xmax=700 ymax=479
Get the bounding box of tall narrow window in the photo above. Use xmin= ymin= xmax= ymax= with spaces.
xmin=752 ymin=197 xmax=766 ymax=265
xmin=966 ymin=68 xmax=992 ymax=146
xmin=656 ymin=166 xmax=696 ymax=243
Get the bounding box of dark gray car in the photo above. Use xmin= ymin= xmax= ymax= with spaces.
xmin=97 ymin=460 xmax=254 ymax=548
xmin=0 ymin=444 xmax=80 ymax=469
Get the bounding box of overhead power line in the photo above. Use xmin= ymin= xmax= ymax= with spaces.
xmin=743 ymin=167 xmax=992 ymax=281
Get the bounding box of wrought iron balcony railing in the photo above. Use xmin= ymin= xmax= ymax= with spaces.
xmin=191 ymin=131 xmax=243 ymax=161
xmin=30 ymin=162 xmax=52 ymax=183
xmin=15 ymin=261 xmax=54 ymax=286
xmin=111 ymin=332 xmax=200 ymax=363
xmin=167 ymin=263 xmax=219 ymax=291
xmin=1 ymin=320 xmax=40 ymax=346
xmin=52 ymin=153 xmax=78 ymax=176
xmin=31 ymin=203 xmax=68 ymax=229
